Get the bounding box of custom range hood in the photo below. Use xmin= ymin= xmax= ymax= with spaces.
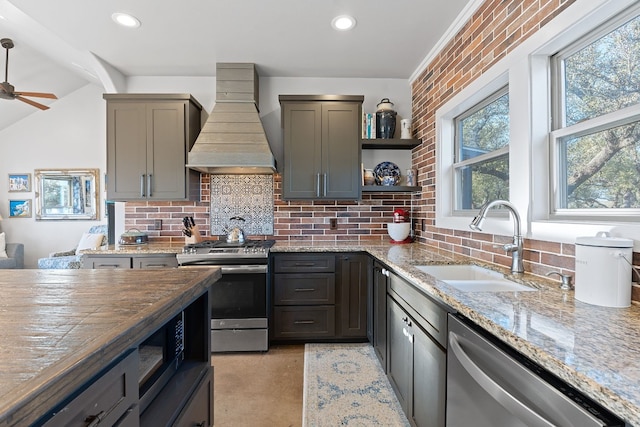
xmin=187 ymin=63 xmax=276 ymax=174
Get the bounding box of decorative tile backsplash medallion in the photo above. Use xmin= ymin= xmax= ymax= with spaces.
xmin=209 ymin=174 xmax=274 ymax=236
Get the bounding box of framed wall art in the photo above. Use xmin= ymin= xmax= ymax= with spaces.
xmin=9 ymin=199 xmax=32 ymax=218
xmin=8 ymin=173 xmax=31 ymax=192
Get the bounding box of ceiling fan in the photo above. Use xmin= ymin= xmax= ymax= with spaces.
xmin=1 ymin=38 xmax=57 ymax=110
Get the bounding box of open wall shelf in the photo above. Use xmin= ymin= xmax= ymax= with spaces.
xmin=362 ymin=185 xmax=420 ymax=193
xmin=361 ymin=139 xmax=420 ymax=150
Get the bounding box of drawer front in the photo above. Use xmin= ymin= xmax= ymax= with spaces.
xmin=174 ymin=367 xmax=213 ymax=427
xmin=43 ymin=350 xmax=138 ymax=427
xmin=273 ymin=306 xmax=336 ymax=339
xmin=133 ymin=255 xmax=178 ymax=269
xmin=273 ymin=254 xmax=335 ymax=273
xmin=274 ymin=273 xmax=336 ymax=305
xmin=85 ymin=256 xmax=132 ymax=269
xmin=389 ymin=272 xmax=448 ymax=347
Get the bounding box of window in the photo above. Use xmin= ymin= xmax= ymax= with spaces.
xmin=551 ymin=9 xmax=640 ymax=216
xmin=453 ymin=87 xmax=509 ymax=211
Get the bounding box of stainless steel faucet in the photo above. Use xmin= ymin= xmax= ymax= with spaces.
xmin=469 ymin=200 xmax=524 ymax=275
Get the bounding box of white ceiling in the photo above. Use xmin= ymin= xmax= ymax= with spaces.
xmin=0 ymin=0 xmax=475 ymax=131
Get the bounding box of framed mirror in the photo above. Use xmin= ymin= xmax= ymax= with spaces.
xmin=34 ymin=169 xmax=100 ymax=220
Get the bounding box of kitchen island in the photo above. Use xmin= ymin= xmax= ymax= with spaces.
xmin=271 ymin=241 xmax=640 ymax=426
xmin=0 ymin=268 xmax=220 ymax=426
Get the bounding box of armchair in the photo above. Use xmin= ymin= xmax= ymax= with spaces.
xmin=38 ymin=225 xmax=107 ymax=269
xmin=0 ymin=243 xmax=24 ymax=269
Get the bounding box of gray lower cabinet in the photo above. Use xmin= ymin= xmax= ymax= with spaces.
xmin=173 ymin=369 xmax=213 ymax=427
xmin=271 ymin=252 xmax=368 ymax=341
xmin=43 ymin=350 xmax=139 ymax=427
xmin=82 ymin=254 xmax=178 ymax=269
xmin=104 ymin=94 xmax=202 ymax=201
xmin=272 ymin=253 xmax=337 ymax=340
xmin=386 ymin=270 xmax=447 ymax=427
xmin=279 ymin=95 xmax=363 ymax=200
xmin=336 ymin=253 xmax=369 ymax=338
xmin=371 ymin=261 xmax=389 ymax=371
xmin=41 ymin=291 xmax=212 ymax=427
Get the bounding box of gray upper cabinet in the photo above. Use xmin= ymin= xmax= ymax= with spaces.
xmin=104 ymin=94 xmax=202 ymax=201
xmin=279 ymin=95 xmax=363 ymax=200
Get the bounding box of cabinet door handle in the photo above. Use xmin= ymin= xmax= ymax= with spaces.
xmin=323 ymin=173 xmax=327 ymax=197
xmin=294 ymin=288 xmax=316 ymax=292
xmin=85 ymin=410 xmax=106 ymax=427
xmin=294 ymin=320 xmax=315 ymax=324
xmin=140 ymin=174 xmax=146 ymax=197
xmin=316 ymin=173 xmax=321 ymax=197
xmin=147 ymin=174 xmax=152 ymax=197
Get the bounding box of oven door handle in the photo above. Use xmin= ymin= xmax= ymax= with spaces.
xmin=219 ymin=265 xmax=268 ymax=274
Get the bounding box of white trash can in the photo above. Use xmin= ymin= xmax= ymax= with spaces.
xmin=575 ymin=233 xmax=633 ymax=308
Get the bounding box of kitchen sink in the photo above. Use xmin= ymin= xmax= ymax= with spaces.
xmin=415 ymin=264 xmax=535 ymax=292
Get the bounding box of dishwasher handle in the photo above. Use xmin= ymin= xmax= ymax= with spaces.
xmin=449 ymin=331 xmax=556 ymax=427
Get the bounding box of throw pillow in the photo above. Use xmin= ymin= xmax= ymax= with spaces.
xmin=76 ymin=233 xmax=105 ymax=256
xmin=0 ymin=232 xmax=6 ymax=258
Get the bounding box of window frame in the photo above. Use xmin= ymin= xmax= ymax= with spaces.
xmin=548 ymin=7 xmax=640 ymax=220
xmin=434 ymin=0 xmax=640 ymax=243
xmin=452 ymin=86 xmax=510 ymax=213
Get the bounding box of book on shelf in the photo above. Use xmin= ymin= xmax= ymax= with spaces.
xmin=362 ymin=112 xmax=376 ymax=139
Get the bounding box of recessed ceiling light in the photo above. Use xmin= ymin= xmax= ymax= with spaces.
xmin=331 ymin=15 xmax=356 ymax=31
xmin=112 ymin=12 xmax=141 ymax=28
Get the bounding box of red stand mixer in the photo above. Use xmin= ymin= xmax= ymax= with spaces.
xmin=388 ymin=208 xmax=413 ymax=244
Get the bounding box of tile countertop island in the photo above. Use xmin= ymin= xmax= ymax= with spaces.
xmin=272 ymin=241 xmax=640 ymax=426
xmin=0 ymin=268 xmax=221 ymax=427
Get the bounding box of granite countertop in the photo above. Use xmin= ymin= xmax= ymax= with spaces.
xmin=81 ymin=243 xmax=186 ymax=255
xmin=0 ymin=268 xmax=221 ymax=427
xmin=271 ymin=241 xmax=640 ymax=426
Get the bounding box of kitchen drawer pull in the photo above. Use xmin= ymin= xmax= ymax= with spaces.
xmin=294 ymin=320 xmax=315 ymax=325
xmin=85 ymin=410 xmax=106 ymax=427
xmin=294 ymin=288 xmax=316 ymax=292
xmin=293 ymin=262 xmax=317 ymax=267
xmin=145 ymin=264 xmax=170 ymax=268
xmin=97 ymin=264 xmax=123 ymax=268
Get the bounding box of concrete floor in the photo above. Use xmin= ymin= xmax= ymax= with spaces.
xmin=211 ymin=344 xmax=305 ymax=427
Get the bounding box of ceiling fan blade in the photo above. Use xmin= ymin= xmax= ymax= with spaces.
xmin=15 ymin=91 xmax=57 ymax=99
xmin=15 ymin=95 xmax=49 ymax=110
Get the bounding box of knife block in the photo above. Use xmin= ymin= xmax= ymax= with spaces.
xmin=185 ymin=225 xmax=203 ymax=245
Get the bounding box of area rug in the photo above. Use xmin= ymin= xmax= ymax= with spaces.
xmin=303 ymin=343 xmax=410 ymax=427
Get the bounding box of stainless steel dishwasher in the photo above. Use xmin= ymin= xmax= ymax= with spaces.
xmin=446 ymin=314 xmax=625 ymax=427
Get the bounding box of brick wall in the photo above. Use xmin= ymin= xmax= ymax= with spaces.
xmin=124 ymin=174 xmax=416 ymax=244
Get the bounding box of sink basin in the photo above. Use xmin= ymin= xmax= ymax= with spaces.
xmin=416 ymin=264 xmax=535 ymax=292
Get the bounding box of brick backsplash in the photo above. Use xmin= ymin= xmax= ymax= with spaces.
xmin=124 ymin=174 xmax=418 ymax=244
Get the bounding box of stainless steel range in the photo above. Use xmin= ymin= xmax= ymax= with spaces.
xmin=177 ymin=239 xmax=275 ymax=353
